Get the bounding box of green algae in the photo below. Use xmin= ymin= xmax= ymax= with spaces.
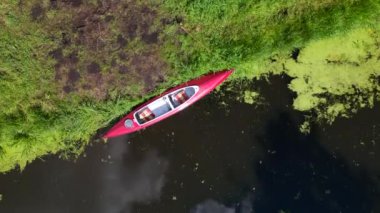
xmin=285 ymin=28 xmax=380 ymax=123
xmin=299 ymin=121 xmax=311 ymax=134
xmin=243 ymin=91 xmax=260 ymax=105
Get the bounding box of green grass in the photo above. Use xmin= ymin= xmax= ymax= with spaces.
xmin=161 ymin=0 xmax=380 ymax=79
xmin=0 ymin=2 xmax=58 ymax=170
xmin=0 ymin=1 xmax=145 ymax=171
xmin=161 ymin=0 xmax=380 ymax=128
xmin=0 ymin=0 xmax=379 ymax=172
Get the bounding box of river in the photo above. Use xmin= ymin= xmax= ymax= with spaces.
xmin=0 ymin=76 xmax=379 ymax=213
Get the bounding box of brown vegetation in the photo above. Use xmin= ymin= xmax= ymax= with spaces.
xmin=29 ymin=0 xmax=169 ymax=100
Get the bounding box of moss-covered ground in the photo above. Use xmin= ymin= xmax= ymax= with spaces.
xmin=0 ymin=0 xmax=379 ymax=172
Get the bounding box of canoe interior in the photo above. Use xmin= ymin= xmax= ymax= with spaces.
xmin=134 ymin=86 xmax=198 ymax=125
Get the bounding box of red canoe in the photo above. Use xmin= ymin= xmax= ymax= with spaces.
xmin=103 ymin=69 xmax=234 ymax=138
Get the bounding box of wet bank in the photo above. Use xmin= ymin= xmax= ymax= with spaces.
xmin=0 ymin=76 xmax=379 ymax=213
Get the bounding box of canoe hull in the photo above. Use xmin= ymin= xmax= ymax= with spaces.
xmin=103 ymin=69 xmax=234 ymax=138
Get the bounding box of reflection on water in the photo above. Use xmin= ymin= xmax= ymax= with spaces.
xmin=0 ymin=76 xmax=379 ymax=213
xmin=0 ymin=134 xmax=168 ymax=213
xmin=99 ymin=136 xmax=168 ymax=213
xmin=191 ymin=199 xmax=236 ymax=213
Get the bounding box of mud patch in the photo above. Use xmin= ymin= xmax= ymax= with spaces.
xmin=105 ymin=15 xmax=114 ymax=22
xmin=67 ymin=52 xmax=79 ymax=64
xmin=30 ymin=4 xmax=45 ymax=21
xmin=82 ymin=84 xmax=91 ymax=90
xmin=117 ymin=35 xmax=127 ymax=48
xmin=129 ymin=52 xmax=167 ymax=92
xmin=62 ymin=0 xmax=82 ymax=7
xmin=50 ymin=0 xmax=58 ymax=9
xmin=87 ymin=62 xmax=101 ymax=74
xmin=63 ymin=85 xmax=74 ymax=93
xmin=61 ymin=32 xmax=71 ymax=46
xmin=118 ymin=52 xmax=128 ymax=60
xmin=49 ymin=48 xmax=63 ymax=61
xmin=118 ymin=65 xmax=129 ymax=74
xmin=120 ymin=4 xmax=158 ymax=42
xmin=142 ymin=32 xmax=159 ymax=44
xmin=126 ymin=22 xmax=138 ymax=39
xmin=67 ymin=69 xmax=80 ymax=83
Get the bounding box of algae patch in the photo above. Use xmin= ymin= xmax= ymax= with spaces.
xmin=285 ymin=28 xmax=380 ymax=123
xmin=242 ymin=91 xmax=260 ymax=105
xmin=299 ymin=121 xmax=311 ymax=134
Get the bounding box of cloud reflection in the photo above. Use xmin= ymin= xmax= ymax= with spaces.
xmin=100 ymin=137 xmax=168 ymax=213
xmin=191 ymin=200 xmax=235 ymax=213
xmin=191 ymin=194 xmax=254 ymax=213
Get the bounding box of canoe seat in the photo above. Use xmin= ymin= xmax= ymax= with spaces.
xmin=169 ymin=87 xmax=196 ymax=108
xmin=138 ymin=108 xmax=155 ymax=122
xmin=174 ymin=90 xmax=189 ymax=104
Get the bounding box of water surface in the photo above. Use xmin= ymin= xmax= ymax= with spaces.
xmin=0 ymin=76 xmax=379 ymax=213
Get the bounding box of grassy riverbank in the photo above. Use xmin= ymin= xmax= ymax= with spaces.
xmin=0 ymin=0 xmax=379 ymax=172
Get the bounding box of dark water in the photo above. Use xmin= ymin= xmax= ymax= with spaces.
xmin=0 ymin=76 xmax=379 ymax=213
